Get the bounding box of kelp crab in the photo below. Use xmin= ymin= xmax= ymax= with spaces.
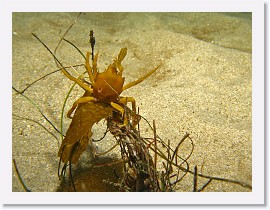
xmin=58 ymin=47 xmax=160 ymax=166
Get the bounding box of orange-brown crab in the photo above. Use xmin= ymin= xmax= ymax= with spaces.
xmin=58 ymin=48 xmax=160 ymax=165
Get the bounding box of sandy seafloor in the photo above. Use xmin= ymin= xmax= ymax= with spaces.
xmin=12 ymin=12 xmax=252 ymax=192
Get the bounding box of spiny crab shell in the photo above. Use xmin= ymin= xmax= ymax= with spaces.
xmin=93 ymin=62 xmax=125 ymax=103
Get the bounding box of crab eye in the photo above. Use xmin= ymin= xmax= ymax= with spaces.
xmin=98 ymin=87 xmax=103 ymax=92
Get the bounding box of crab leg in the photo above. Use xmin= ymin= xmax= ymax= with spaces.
xmin=67 ymin=96 xmax=96 ymax=118
xmin=123 ymin=65 xmax=160 ymax=90
xmin=119 ymin=97 xmax=136 ymax=115
xmin=111 ymin=97 xmax=139 ymax=127
xmin=61 ymin=68 xmax=93 ymax=93
xmin=92 ymin=52 xmax=99 ymax=78
xmin=119 ymin=97 xmax=139 ymax=126
xmin=116 ymin=48 xmax=127 ymax=73
xmin=86 ymin=52 xmax=96 ymax=85
xmin=110 ymin=102 xmax=128 ymax=126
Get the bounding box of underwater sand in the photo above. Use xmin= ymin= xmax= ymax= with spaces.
xmin=12 ymin=12 xmax=252 ymax=192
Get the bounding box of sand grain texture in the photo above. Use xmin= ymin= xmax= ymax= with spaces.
xmin=12 ymin=12 xmax=252 ymax=192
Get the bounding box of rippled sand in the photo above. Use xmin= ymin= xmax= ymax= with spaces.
xmin=12 ymin=12 xmax=252 ymax=192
